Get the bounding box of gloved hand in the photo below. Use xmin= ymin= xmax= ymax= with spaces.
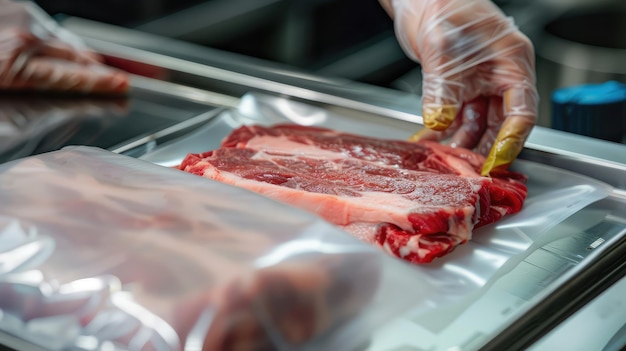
xmin=0 ymin=0 xmax=128 ymax=94
xmin=379 ymin=0 xmax=538 ymax=176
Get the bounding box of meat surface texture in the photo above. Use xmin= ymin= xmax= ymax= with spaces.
xmin=178 ymin=124 xmax=528 ymax=263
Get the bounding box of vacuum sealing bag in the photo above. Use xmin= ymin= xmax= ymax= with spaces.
xmin=0 ymin=146 xmax=434 ymax=351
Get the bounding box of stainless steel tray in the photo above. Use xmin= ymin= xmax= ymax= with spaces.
xmin=132 ymin=92 xmax=626 ymax=351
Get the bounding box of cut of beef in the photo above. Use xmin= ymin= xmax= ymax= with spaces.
xmin=178 ymin=124 xmax=528 ymax=263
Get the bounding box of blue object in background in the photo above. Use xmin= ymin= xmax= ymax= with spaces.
xmin=551 ymin=81 xmax=626 ymax=143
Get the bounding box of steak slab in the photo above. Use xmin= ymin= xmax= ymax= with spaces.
xmin=179 ymin=124 xmax=528 ymax=263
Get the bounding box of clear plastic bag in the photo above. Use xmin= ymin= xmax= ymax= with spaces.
xmin=0 ymin=146 xmax=434 ymax=351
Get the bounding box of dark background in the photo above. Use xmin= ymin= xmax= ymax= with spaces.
xmin=34 ymin=0 xmax=626 ymax=135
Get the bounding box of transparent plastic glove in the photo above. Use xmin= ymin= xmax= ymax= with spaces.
xmin=0 ymin=0 xmax=128 ymax=94
xmin=379 ymin=0 xmax=538 ymax=176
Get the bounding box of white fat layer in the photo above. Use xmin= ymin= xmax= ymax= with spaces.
xmin=247 ymin=136 xmax=347 ymax=160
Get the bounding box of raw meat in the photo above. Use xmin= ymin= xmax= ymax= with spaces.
xmin=178 ymin=124 xmax=527 ymax=263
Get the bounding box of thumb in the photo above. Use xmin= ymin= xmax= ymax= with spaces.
xmin=421 ymin=72 xmax=464 ymax=131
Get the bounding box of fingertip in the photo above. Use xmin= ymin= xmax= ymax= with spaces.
xmin=480 ymin=116 xmax=532 ymax=176
xmin=420 ymin=74 xmax=464 ymax=132
xmin=79 ymin=50 xmax=105 ymax=64
xmin=483 ymin=135 xmax=523 ymax=175
xmin=422 ymin=103 xmax=458 ymax=131
xmin=89 ymin=68 xmax=130 ymax=95
xmin=110 ymin=72 xmax=130 ymax=94
xmin=407 ymin=128 xmax=431 ymax=142
xmin=481 ymin=147 xmax=511 ymax=177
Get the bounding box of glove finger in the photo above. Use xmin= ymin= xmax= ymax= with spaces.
xmin=1 ymin=32 xmax=101 ymax=88
xmin=449 ymin=96 xmax=488 ymax=149
xmin=421 ymin=73 xmax=464 ymax=131
xmin=407 ymin=127 xmax=440 ymax=142
xmin=417 ymin=2 xmax=466 ymax=133
xmin=7 ymin=57 xmax=128 ymax=94
xmin=475 ymin=96 xmax=502 ymax=156
xmin=481 ymin=87 xmax=536 ymax=176
xmin=408 ymin=111 xmax=462 ymax=143
xmin=389 ymin=1 xmax=471 ymax=133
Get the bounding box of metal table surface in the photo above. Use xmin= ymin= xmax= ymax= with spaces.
xmin=0 ymin=82 xmax=236 ymax=164
xmin=1 ymin=17 xmax=625 ymax=351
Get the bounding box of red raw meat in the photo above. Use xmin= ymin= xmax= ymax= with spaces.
xmin=178 ymin=124 xmax=527 ymax=263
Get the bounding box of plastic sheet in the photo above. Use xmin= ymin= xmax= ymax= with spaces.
xmin=0 ymin=147 xmax=434 ymax=351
